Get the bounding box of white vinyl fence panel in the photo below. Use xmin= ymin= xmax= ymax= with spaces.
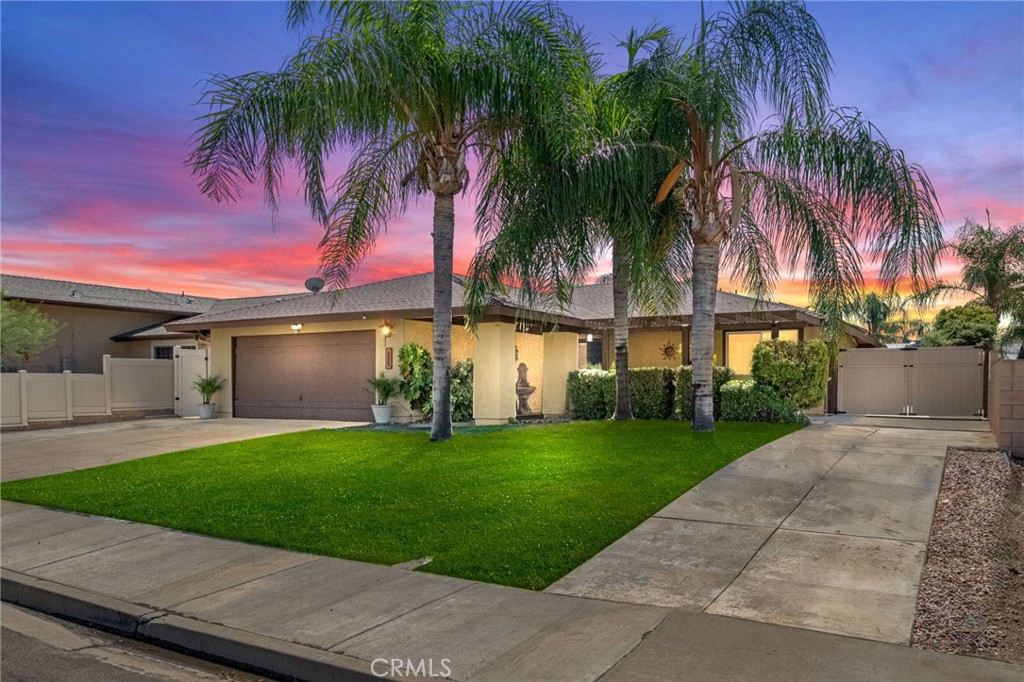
xmin=71 ymin=374 xmax=109 ymax=415
xmin=2 ymin=351 xmax=188 ymax=427
xmin=107 ymin=357 xmax=174 ymax=410
xmin=1 ymin=374 xmax=24 ymax=426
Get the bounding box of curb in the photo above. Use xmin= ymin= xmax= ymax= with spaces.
xmin=1 ymin=569 xmax=378 ymax=682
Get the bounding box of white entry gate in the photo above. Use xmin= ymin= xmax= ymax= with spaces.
xmin=174 ymin=346 xmax=209 ymax=417
xmin=837 ymin=346 xmax=985 ymax=417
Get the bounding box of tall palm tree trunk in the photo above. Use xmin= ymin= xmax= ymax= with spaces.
xmin=691 ymin=239 xmax=720 ymax=431
xmin=611 ymin=238 xmax=633 ymax=420
xmin=430 ymin=193 xmax=455 ymax=441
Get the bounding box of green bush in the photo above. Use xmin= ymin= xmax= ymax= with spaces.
xmin=673 ymin=365 xmax=735 ymax=419
xmin=628 ymin=368 xmax=675 ymax=419
xmin=922 ymin=304 xmax=997 ymax=347
xmin=567 ymin=369 xmax=615 ymax=420
xmin=750 ymin=339 xmax=829 ymax=409
xmin=719 ymin=379 xmax=808 ymax=424
xmin=398 ymin=343 xmax=433 ymax=413
xmin=451 ymin=359 xmax=474 ymax=423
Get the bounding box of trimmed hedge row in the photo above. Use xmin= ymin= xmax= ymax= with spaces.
xmin=568 ymin=339 xmax=828 ymax=424
xmin=567 ymin=365 xmax=735 ymax=421
xmin=719 ymin=379 xmax=808 ymax=425
xmin=566 ymin=369 xmax=615 ymax=420
xmin=673 ymin=366 xmax=736 ymax=420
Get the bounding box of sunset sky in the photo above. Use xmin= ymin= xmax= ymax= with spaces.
xmin=2 ymin=1 xmax=1022 ymax=307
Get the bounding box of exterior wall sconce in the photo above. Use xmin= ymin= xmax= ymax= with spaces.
xmin=586 ymin=333 xmax=594 ymax=343
xmin=291 ymin=323 xmax=303 ymax=333
xmin=380 ymin=323 xmax=392 ymax=337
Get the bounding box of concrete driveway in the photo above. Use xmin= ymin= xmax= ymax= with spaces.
xmin=547 ymin=420 xmax=996 ymax=645
xmin=0 ymin=418 xmax=364 ymax=482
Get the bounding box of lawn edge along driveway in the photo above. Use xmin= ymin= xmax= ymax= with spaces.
xmin=0 ymin=420 xmax=799 ymax=590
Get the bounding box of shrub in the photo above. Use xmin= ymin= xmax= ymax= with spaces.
xmin=628 ymin=368 xmax=675 ymax=419
xmin=451 ymin=359 xmax=474 ymax=422
xmin=567 ymin=369 xmax=615 ymax=420
xmin=398 ymin=343 xmax=433 ymax=413
xmin=719 ymin=379 xmax=808 ymax=424
xmin=750 ymin=339 xmax=829 ymax=409
xmin=922 ymin=304 xmax=997 ymax=348
xmin=673 ymin=365 xmax=735 ymax=419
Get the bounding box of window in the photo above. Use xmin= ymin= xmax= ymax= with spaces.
xmin=152 ymin=345 xmax=196 ymax=360
xmin=726 ymin=329 xmax=799 ymax=375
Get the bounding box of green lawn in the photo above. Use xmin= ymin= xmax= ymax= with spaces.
xmin=1 ymin=421 xmax=799 ymax=589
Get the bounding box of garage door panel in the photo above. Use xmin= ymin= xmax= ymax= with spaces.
xmin=234 ymin=332 xmax=375 ymax=421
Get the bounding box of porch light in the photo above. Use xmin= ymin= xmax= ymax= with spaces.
xmin=586 ymin=333 xmax=594 ymax=343
xmin=381 ymin=323 xmax=392 ymax=337
xmin=291 ymin=323 xmax=303 ymax=333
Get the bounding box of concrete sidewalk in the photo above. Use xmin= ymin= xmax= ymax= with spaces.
xmin=547 ymin=422 xmax=996 ymax=644
xmin=0 ymin=418 xmax=363 ymax=482
xmin=2 ymin=500 xmax=1019 ymax=682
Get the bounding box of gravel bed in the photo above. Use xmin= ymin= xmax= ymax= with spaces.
xmin=911 ymin=448 xmax=1024 ymax=664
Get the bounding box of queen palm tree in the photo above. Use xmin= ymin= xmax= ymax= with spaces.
xmin=469 ymin=26 xmax=690 ymax=420
xmin=922 ymin=213 xmax=1024 ymax=319
xmin=654 ymin=1 xmax=943 ymax=431
xmin=845 ymin=291 xmax=926 ymax=344
xmin=188 ymin=1 xmax=587 ymax=440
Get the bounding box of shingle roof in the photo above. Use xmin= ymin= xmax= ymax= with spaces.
xmin=166 ymin=273 xmax=480 ymax=328
xmin=165 ymin=271 xmax=816 ymax=330
xmin=561 ymin=283 xmax=814 ymax=321
xmin=1 ymin=274 xmax=218 ymax=315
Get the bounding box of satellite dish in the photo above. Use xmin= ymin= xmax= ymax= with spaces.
xmin=304 ymin=277 xmax=325 ymax=293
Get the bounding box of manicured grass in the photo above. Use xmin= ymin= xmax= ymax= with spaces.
xmin=1 ymin=421 xmax=799 ymax=589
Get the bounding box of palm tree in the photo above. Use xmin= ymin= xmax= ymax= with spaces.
xmin=922 ymin=213 xmax=1024 ymax=319
xmin=922 ymin=212 xmax=1024 ymax=355
xmin=654 ymin=1 xmax=943 ymax=431
xmin=188 ymin=1 xmax=586 ymax=440
xmin=845 ymin=291 xmax=926 ymax=344
xmin=469 ymin=26 xmax=690 ymax=420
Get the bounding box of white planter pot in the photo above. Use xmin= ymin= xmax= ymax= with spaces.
xmin=198 ymin=403 xmax=216 ymax=420
xmin=371 ymin=404 xmax=393 ymax=425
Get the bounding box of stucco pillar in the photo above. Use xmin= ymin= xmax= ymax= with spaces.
xmin=473 ymin=322 xmax=516 ymax=425
xmin=542 ymin=331 xmax=578 ymax=418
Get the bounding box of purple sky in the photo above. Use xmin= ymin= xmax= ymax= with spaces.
xmin=2 ymin=1 xmax=1022 ymax=304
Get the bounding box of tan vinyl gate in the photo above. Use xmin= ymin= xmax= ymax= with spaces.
xmin=837 ymin=346 xmax=985 ymax=417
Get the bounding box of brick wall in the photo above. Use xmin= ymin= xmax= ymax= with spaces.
xmin=990 ymin=359 xmax=1024 ymax=454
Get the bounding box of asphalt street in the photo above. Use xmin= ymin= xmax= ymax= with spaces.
xmin=0 ymin=603 xmax=270 ymax=682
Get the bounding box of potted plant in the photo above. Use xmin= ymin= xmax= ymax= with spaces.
xmin=366 ymin=372 xmax=401 ymax=425
xmin=193 ymin=374 xmax=227 ymax=420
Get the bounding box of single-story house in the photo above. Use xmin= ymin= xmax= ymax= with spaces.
xmin=159 ymin=272 xmax=878 ymax=424
xmin=3 ymin=272 xmax=877 ymax=423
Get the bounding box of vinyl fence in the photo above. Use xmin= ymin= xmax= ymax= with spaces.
xmin=1 ymin=355 xmax=174 ymax=427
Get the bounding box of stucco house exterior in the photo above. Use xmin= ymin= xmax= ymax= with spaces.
xmin=3 ymin=272 xmax=876 ymax=424
xmin=162 ymin=272 xmax=878 ymax=424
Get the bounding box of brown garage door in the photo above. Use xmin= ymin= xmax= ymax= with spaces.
xmin=233 ymin=331 xmax=375 ymax=420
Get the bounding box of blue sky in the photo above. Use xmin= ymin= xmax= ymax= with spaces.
xmin=2 ymin=1 xmax=1022 ymax=302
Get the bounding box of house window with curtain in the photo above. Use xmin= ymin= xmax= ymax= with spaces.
xmin=725 ymin=329 xmax=799 ymax=375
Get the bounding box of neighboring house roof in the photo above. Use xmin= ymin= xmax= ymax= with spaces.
xmin=1 ymin=274 xmax=218 ymax=315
